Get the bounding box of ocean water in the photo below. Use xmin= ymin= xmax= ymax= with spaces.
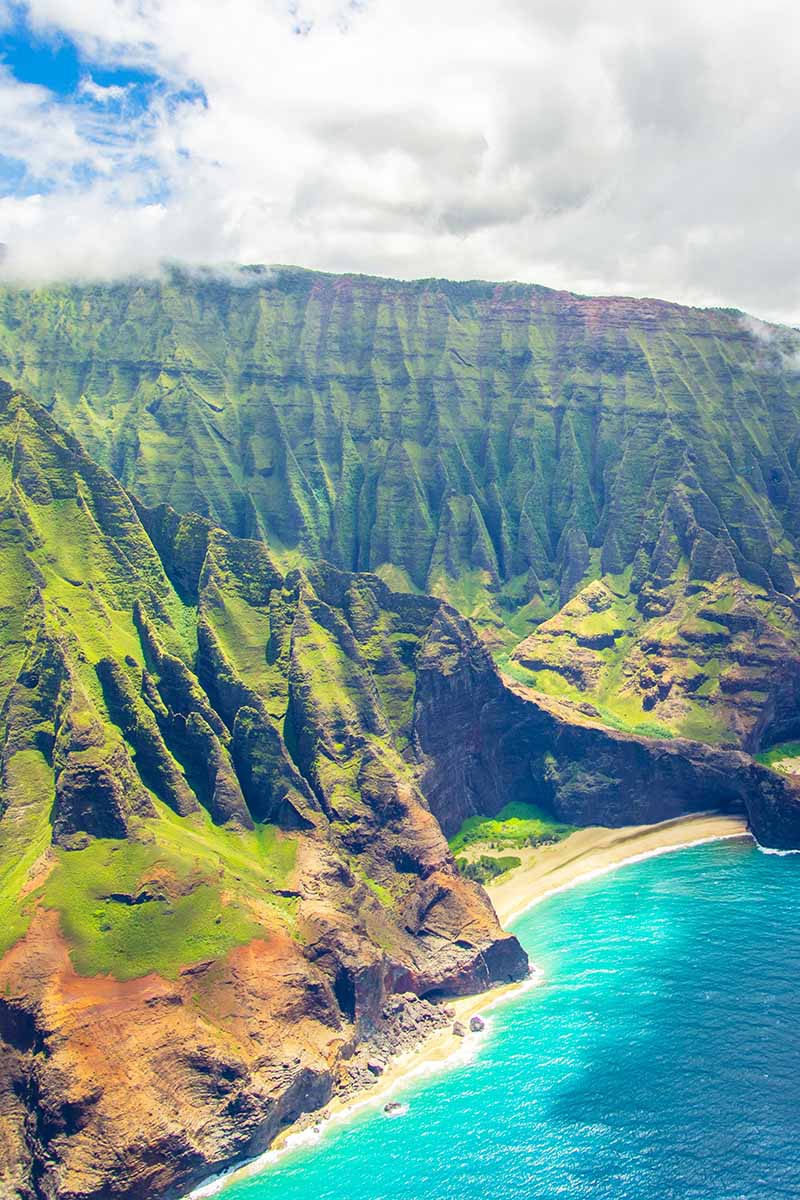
xmin=219 ymin=838 xmax=800 ymax=1200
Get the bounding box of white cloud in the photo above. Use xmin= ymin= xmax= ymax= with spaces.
xmin=78 ymin=77 xmax=126 ymax=103
xmin=742 ymin=315 xmax=800 ymax=371
xmin=1 ymin=0 xmax=800 ymax=322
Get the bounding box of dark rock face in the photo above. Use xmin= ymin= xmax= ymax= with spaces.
xmin=413 ymin=608 xmax=800 ymax=849
xmin=52 ymin=700 xmax=155 ymax=844
xmin=747 ymin=657 xmax=800 ymax=753
xmin=95 ymin=656 xmax=199 ymax=818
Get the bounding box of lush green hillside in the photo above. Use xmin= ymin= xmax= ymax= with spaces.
xmin=0 ymin=380 xmax=533 ymax=1198
xmin=0 ymin=378 xmax=526 ymax=978
xmin=2 ymin=268 xmax=800 ymax=747
xmin=505 ymin=570 xmax=800 ymax=748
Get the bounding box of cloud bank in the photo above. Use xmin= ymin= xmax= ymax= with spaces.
xmin=1 ymin=0 xmax=800 ymax=322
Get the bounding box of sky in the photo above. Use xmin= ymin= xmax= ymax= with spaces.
xmin=0 ymin=0 xmax=799 ymax=322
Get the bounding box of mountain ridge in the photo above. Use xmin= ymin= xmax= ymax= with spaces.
xmin=0 ymin=382 xmax=529 ymax=1199
xmin=2 ymin=269 xmax=800 ymax=747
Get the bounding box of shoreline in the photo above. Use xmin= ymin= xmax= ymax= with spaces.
xmin=188 ymin=810 xmax=750 ymax=1198
xmin=189 ymin=973 xmax=540 ymax=1198
xmin=489 ymin=811 xmax=751 ymax=925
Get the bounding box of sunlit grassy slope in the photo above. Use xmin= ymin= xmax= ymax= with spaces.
xmin=0 ymin=384 xmax=491 ymax=981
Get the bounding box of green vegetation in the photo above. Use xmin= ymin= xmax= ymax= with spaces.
xmin=456 ymin=854 xmax=522 ymax=885
xmin=42 ymin=837 xmax=261 ymax=980
xmin=449 ymin=802 xmax=574 ymax=855
xmin=0 ymin=749 xmax=54 ymax=956
xmin=755 ymin=741 xmax=800 ymax=775
xmin=2 ymin=270 xmax=799 ymax=662
xmin=38 ymin=806 xmax=299 ymax=979
xmin=499 ymin=655 xmax=678 ymax=740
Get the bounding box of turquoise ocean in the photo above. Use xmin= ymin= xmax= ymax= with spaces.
xmin=215 ymin=838 xmax=800 ymax=1200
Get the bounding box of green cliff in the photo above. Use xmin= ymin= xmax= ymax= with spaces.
xmin=1 ymin=268 xmax=799 ymax=747
xmin=0 ymin=382 xmax=528 ymax=1199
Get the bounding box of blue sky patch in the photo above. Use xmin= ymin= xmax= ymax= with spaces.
xmin=0 ymin=5 xmax=205 ymax=199
xmin=0 ymin=8 xmax=159 ymax=96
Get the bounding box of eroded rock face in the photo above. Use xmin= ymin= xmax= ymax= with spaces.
xmin=0 ymin=912 xmax=342 ymax=1200
xmin=1 ymin=862 xmax=525 ymax=1200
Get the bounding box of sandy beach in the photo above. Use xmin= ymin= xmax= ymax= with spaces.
xmin=488 ymin=811 xmax=750 ymax=924
xmin=314 ymin=812 xmax=751 ymax=1128
xmin=190 ymin=810 xmax=750 ymax=1196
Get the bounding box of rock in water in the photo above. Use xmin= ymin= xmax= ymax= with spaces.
xmin=469 ymin=1015 xmax=486 ymax=1033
